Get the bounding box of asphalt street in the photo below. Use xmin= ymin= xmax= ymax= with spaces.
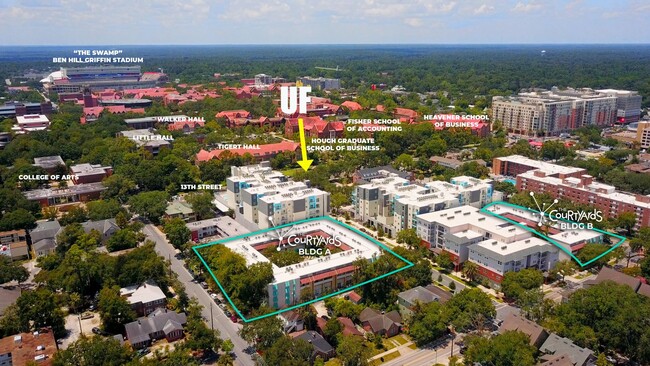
xmin=142 ymin=224 xmax=255 ymax=366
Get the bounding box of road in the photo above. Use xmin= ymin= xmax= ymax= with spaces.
xmin=382 ymin=340 xmax=457 ymax=366
xmin=142 ymin=225 xmax=255 ymax=366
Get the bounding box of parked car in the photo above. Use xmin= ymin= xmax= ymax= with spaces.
xmin=136 ymin=348 xmax=150 ymax=357
xmin=200 ymin=282 xmax=208 ymax=289
xmin=91 ymin=327 xmax=101 ymax=335
xmin=225 ymin=310 xmax=232 ymax=317
xmin=231 ymin=315 xmax=238 ymax=323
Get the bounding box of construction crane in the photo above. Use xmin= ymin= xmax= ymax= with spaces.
xmin=315 ymin=65 xmax=346 ymax=71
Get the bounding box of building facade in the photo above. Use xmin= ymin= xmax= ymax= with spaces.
xmin=353 ymin=176 xmax=495 ymax=237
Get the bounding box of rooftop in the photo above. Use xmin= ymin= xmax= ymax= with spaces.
xmin=496 ymin=155 xmax=585 ymax=176
xmin=0 ymin=329 xmax=57 ymax=366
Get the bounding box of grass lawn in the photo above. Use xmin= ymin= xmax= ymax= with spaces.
xmin=408 ymin=343 xmax=418 ymax=350
xmin=369 ymin=350 xmax=401 ymax=366
xmin=447 ymin=273 xmax=467 ymax=284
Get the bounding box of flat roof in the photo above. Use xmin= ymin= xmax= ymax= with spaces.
xmin=496 ymin=155 xmax=585 ymax=176
xmin=470 ymin=236 xmax=554 ymax=263
xmin=221 ymin=218 xmax=381 ymax=284
xmin=186 ymin=216 xmax=249 ymax=237
xmin=23 ymin=182 xmax=106 ymax=200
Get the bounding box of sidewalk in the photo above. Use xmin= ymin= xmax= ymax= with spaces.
xmin=368 ymin=340 xmax=416 ymax=362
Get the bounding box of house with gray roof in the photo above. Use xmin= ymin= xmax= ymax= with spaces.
xmin=295 ymin=331 xmax=335 ymax=361
xmin=539 ymin=333 xmax=596 ymax=366
xmin=124 ymin=308 xmax=186 ymax=349
xmin=397 ymin=286 xmax=441 ymax=315
xmin=29 ymin=220 xmax=62 ymax=257
xmin=81 ymin=219 xmax=120 ymax=242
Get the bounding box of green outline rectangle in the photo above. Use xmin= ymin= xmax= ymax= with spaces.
xmin=192 ymin=216 xmax=414 ymax=322
xmin=481 ymin=201 xmax=626 ymax=267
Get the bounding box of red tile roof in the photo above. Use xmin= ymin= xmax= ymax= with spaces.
xmin=342 ymin=101 xmax=363 ymax=111
xmin=216 ymin=110 xmax=251 ymax=119
xmin=195 ymin=141 xmax=300 ymax=162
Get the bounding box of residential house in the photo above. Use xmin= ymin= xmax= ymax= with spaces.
xmin=359 ymin=308 xmax=402 ymax=337
xmin=394 ymin=107 xmax=418 ymax=123
xmin=81 ymin=219 xmax=120 ymax=242
xmin=345 ymin=291 xmax=362 ymax=304
xmin=498 ymin=313 xmax=549 ymax=348
xmin=279 ymin=310 xmax=304 ymax=333
xmin=120 ymin=282 xmax=167 ymax=316
xmin=397 ymin=286 xmax=442 ymax=316
xmin=539 ymin=333 xmax=596 ymax=366
xmin=0 ymin=230 xmax=29 ymax=261
xmin=338 ymin=317 xmax=363 ymax=337
xmin=294 ymin=331 xmax=336 ymax=361
xmin=29 ymin=220 xmax=61 ymax=257
xmin=124 ymin=309 xmax=187 ymax=349
xmin=538 ymin=354 xmax=575 ymax=366
xmin=164 ymin=201 xmax=197 ymax=222
xmin=584 ymin=266 xmax=642 ymax=292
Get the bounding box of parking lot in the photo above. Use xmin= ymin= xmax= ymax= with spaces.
xmin=60 ymin=311 xmax=101 ymax=349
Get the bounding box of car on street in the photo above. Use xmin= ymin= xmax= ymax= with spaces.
xmin=200 ymin=281 xmax=208 ymax=289
xmin=225 ymin=310 xmax=232 ymax=317
xmin=231 ymin=315 xmax=238 ymax=323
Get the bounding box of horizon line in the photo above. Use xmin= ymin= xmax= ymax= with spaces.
xmin=3 ymin=42 xmax=650 ymax=47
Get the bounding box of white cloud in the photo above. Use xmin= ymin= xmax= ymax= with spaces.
xmin=512 ymin=1 xmax=542 ymax=13
xmin=403 ymin=17 xmax=423 ymax=27
xmin=474 ymin=3 xmax=495 ymax=15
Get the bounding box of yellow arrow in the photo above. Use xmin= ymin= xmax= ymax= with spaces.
xmin=297 ymin=118 xmax=313 ymax=171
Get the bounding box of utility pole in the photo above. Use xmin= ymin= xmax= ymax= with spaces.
xmin=78 ymin=315 xmax=83 ymax=336
xmin=210 ymin=302 xmax=214 ymax=330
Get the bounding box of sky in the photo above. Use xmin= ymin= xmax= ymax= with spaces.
xmin=1 ymin=0 xmax=649 ymax=45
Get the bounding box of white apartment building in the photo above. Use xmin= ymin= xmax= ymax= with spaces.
xmin=417 ymin=205 xmax=559 ymax=285
xmin=492 ymin=88 xmax=619 ymax=136
xmin=353 ymin=176 xmax=495 ymax=237
xmin=596 ymin=89 xmax=642 ymax=124
xmin=225 ymin=163 xmax=330 ymax=229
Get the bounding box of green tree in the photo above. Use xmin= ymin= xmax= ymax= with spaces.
xmin=186 ymin=191 xmax=215 ymax=220
xmin=463 ymin=330 xmax=537 ymax=366
xmin=53 ymin=336 xmax=134 ymax=366
xmin=0 ymin=208 xmax=37 ymax=231
xmin=443 ymin=288 xmax=495 ymax=331
xmin=184 ymin=300 xmax=223 ymax=353
xmin=550 ymin=260 xmax=577 ymax=282
xmin=163 ymin=218 xmax=191 ymax=249
xmin=461 ymin=261 xmax=479 ymax=282
xmin=436 ymin=252 xmax=455 ymax=272
xmin=396 ymin=228 xmax=420 ymax=249
xmin=239 ymin=308 xmax=284 ymax=350
xmin=337 ymin=334 xmax=371 ymax=366
xmin=408 ymin=301 xmax=447 ymax=346
xmin=102 ymin=174 xmax=136 ymax=203
xmin=541 ymin=140 xmax=571 ymax=161
xmin=323 ymin=318 xmax=343 ymax=346
xmin=615 ymin=211 xmax=637 ymax=237
xmin=128 ymin=191 xmax=169 ymax=224
xmin=106 ymin=229 xmax=140 ymax=252
xmin=500 ymin=268 xmax=544 ymax=302
xmin=97 ymin=285 xmax=136 ymax=333
xmin=86 ymin=200 xmax=124 ymax=221
xmin=264 ymin=336 xmax=314 ymax=366
xmin=16 ymin=289 xmax=66 ymax=338
xmin=0 ymin=256 xmax=29 ymax=284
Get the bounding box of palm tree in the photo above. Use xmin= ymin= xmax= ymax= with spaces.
xmin=462 ymin=262 xmax=479 ymax=282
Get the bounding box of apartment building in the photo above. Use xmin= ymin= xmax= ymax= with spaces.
xmin=596 ymin=89 xmax=642 ymax=124
xmin=225 ymin=163 xmax=330 ymax=229
xmin=636 ymin=121 xmax=650 ymax=149
xmin=492 ymin=88 xmax=619 ymax=136
xmin=353 ymin=176 xmax=495 ymax=237
xmin=417 ymin=205 xmax=559 ymax=285
xmin=517 ymin=169 xmax=650 ymax=229
xmin=492 ymin=155 xmax=586 ymax=178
